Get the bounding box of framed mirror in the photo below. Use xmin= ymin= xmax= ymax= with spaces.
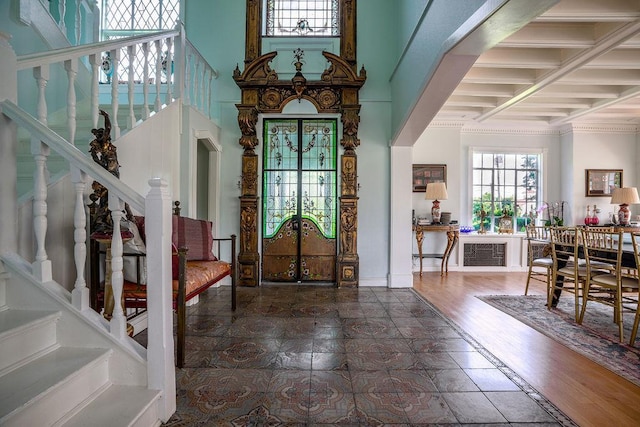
xmin=585 ymin=169 xmax=623 ymax=197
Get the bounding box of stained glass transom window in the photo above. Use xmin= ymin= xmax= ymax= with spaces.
xmin=264 ymin=0 xmax=339 ymax=36
xmin=263 ymin=119 xmax=337 ymax=238
xmin=100 ymin=0 xmax=179 ymax=83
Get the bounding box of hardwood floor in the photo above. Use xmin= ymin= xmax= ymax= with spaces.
xmin=413 ymin=271 xmax=640 ymax=427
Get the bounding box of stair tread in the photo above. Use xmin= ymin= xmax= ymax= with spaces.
xmin=63 ymin=385 xmax=161 ymax=427
xmin=0 ymin=347 xmax=110 ymax=419
xmin=0 ymin=308 xmax=60 ymax=337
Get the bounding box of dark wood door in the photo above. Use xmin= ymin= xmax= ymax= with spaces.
xmin=262 ymin=119 xmax=337 ymax=282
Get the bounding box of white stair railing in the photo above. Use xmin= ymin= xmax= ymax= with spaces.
xmin=17 ymin=22 xmax=218 ymax=144
xmin=1 ymin=100 xmax=176 ymax=421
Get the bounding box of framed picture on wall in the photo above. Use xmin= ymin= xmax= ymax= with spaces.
xmin=585 ymin=169 xmax=623 ymax=197
xmin=412 ymin=164 xmax=447 ymax=192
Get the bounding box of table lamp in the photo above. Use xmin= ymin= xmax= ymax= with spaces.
xmin=610 ymin=186 xmax=640 ymax=226
xmin=425 ymin=182 xmax=448 ymax=224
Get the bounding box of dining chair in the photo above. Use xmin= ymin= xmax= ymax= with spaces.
xmin=549 ymin=226 xmax=588 ymax=321
xmin=524 ymin=225 xmax=552 ymax=296
xmin=626 ymin=232 xmax=640 ymax=346
xmin=579 ymin=228 xmax=639 ymax=343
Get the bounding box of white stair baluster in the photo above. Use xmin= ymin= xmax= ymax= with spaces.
xmin=142 ymin=42 xmax=150 ymax=119
xmin=207 ymin=68 xmax=214 ymax=119
xmin=108 ymin=194 xmax=126 ymax=340
xmin=165 ymin=37 xmax=173 ymax=105
xmin=65 ymin=58 xmax=78 ymax=145
xmin=154 ymin=39 xmax=162 ymax=112
xmin=90 ymin=53 xmax=100 ymax=129
xmin=127 ymin=44 xmax=137 ymax=129
xmin=110 ymin=48 xmax=121 ymax=139
xmin=71 ymin=166 xmax=89 ymax=310
xmin=75 ymin=0 xmax=82 ymax=45
xmin=31 ymin=138 xmax=52 ymax=282
xmin=33 ymin=66 xmax=49 ymax=125
xmin=58 ymin=0 xmax=67 ymax=35
xmin=183 ymin=51 xmax=191 ymax=107
xmin=194 ymin=57 xmax=201 ymax=109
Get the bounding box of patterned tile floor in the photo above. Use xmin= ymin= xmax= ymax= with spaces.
xmin=152 ymin=285 xmax=571 ymax=426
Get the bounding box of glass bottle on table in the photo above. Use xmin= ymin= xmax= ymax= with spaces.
xmin=584 ymin=205 xmax=592 ymax=225
xmin=591 ymin=204 xmax=599 ymax=226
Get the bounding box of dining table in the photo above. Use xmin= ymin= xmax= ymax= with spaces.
xmin=550 ymin=226 xmax=638 ymax=306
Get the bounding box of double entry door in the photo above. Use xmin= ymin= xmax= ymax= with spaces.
xmin=262 ymin=118 xmax=337 ymax=282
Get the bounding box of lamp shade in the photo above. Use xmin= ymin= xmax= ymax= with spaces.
xmin=610 ymin=187 xmax=640 ymax=205
xmin=425 ymin=182 xmax=448 ymax=201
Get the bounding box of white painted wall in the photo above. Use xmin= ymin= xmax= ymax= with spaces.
xmin=412 ymin=124 xmax=562 ymax=271
xmin=565 ymin=126 xmax=639 ymax=225
xmin=116 ymin=103 xmax=182 ymax=209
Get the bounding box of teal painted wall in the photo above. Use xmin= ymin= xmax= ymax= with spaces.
xmin=184 ymin=0 xmax=402 ymax=282
xmin=390 ymin=0 xmax=485 ymax=142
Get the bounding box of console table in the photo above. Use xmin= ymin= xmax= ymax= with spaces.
xmin=413 ymin=224 xmax=460 ymax=276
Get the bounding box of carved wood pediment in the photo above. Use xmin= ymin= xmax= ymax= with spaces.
xmin=233 ymin=51 xmax=366 ymax=114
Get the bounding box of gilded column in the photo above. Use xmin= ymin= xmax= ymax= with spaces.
xmin=337 ymin=105 xmax=361 ymax=287
xmin=244 ymin=0 xmax=262 ymax=65
xmin=237 ymin=105 xmax=260 ymax=286
xmin=340 ymin=0 xmax=357 ymax=71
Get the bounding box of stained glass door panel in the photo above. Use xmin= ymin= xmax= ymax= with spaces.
xmin=262 ymin=119 xmax=337 ymax=282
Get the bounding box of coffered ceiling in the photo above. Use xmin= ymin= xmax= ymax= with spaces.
xmin=434 ymin=0 xmax=640 ymax=128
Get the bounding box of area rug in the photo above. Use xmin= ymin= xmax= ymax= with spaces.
xmin=478 ymin=295 xmax=640 ymax=387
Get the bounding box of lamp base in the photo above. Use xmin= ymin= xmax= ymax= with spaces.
xmin=618 ymin=204 xmax=630 ymax=225
xmin=431 ymin=199 xmax=441 ymax=223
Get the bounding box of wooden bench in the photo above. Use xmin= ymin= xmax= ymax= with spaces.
xmin=90 ymin=202 xmax=236 ymax=367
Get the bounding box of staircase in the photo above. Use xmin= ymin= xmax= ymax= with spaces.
xmin=0 ymin=258 xmax=161 ymax=426
xmin=0 ymin=2 xmax=219 ymax=423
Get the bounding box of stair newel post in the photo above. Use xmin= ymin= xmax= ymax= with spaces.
xmin=71 ymin=166 xmax=89 ymax=310
xmin=127 ymin=44 xmax=137 ymax=129
xmin=142 ymin=42 xmax=150 ymax=119
xmin=109 ymin=48 xmax=121 ymax=139
xmin=108 ymin=194 xmax=127 ymax=340
xmin=64 ymin=58 xmax=78 ymax=145
xmin=144 ymin=178 xmax=176 ymax=421
xmin=31 ymin=137 xmax=52 ymax=282
xmin=33 ymin=66 xmax=49 ymax=125
xmin=154 ymin=39 xmax=162 ymax=113
xmin=89 ymin=53 xmax=100 ymax=129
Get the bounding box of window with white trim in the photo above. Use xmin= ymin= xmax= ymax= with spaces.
xmin=472 ymin=150 xmax=541 ymax=233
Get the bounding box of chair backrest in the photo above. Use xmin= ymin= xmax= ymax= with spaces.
xmin=580 ymin=228 xmax=623 ymax=276
xmin=526 ymin=225 xmax=550 ymax=263
xmin=630 ymin=232 xmax=640 ymax=272
xmin=549 ymin=226 xmax=581 ymax=268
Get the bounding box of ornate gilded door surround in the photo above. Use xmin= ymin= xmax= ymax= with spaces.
xmin=234 ymin=0 xmax=365 ymax=287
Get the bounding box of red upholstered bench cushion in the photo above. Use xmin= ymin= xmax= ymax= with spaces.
xmin=173 ymin=260 xmax=231 ymax=297
xmin=121 ymin=259 xmax=230 ymax=302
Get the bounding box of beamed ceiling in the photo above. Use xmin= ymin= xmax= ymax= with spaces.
xmin=433 ymin=0 xmax=640 ymax=128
